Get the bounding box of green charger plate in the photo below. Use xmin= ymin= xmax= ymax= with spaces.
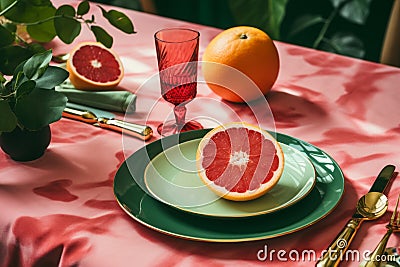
xmin=114 ymin=129 xmax=344 ymax=242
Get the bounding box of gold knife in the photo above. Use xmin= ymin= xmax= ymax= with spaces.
xmin=316 ymin=165 xmax=396 ymax=267
xmin=62 ymin=103 xmax=153 ymax=141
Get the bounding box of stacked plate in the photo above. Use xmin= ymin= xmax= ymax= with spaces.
xmin=113 ymin=129 xmax=344 ymax=242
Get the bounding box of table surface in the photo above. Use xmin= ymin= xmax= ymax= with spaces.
xmin=1 ymin=1 xmax=399 ymax=266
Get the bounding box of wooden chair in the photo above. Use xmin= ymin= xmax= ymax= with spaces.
xmin=380 ymin=0 xmax=400 ymax=67
xmin=140 ymin=0 xmax=156 ymax=14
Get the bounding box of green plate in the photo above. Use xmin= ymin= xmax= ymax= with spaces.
xmin=114 ymin=129 xmax=344 ymax=242
xmin=144 ymin=140 xmax=316 ymax=217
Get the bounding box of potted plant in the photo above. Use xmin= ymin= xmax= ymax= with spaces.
xmin=0 ymin=50 xmax=68 ymax=161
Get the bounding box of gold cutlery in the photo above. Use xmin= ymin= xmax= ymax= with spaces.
xmin=316 ymin=165 xmax=396 ymax=267
xmin=63 ymin=103 xmax=153 ymax=140
xmin=362 ymin=194 xmax=400 ymax=267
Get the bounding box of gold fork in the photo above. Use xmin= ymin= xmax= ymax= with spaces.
xmin=363 ymin=194 xmax=400 ymax=267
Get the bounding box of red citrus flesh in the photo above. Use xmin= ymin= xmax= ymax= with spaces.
xmin=196 ymin=122 xmax=284 ymax=201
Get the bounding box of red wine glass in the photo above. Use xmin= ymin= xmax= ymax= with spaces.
xmin=154 ymin=28 xmax=203 ymax=136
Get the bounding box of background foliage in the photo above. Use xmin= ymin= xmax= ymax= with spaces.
xmin=95 ymin=0 xmax=393 ymax=63
xmin=228 ymin=0 xmax=393 ymax=62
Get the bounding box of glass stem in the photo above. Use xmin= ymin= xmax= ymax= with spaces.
xmin=174 ymin=105 xmax=187 ymax=127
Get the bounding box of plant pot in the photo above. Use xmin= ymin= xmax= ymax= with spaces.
xmin=0 ymin=125 xmax=51 ymax=161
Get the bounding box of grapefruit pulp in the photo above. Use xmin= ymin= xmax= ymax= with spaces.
xmin=196 ymin=122 xmax=284 ymax=201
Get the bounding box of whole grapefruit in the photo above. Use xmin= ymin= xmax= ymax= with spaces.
xmin=202 ymin=26 xmax=279 ymax=102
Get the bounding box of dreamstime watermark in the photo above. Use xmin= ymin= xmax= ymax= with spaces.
xmin=257 ymin=239 xmax=397 ymax=263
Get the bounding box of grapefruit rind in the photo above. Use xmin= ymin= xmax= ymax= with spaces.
xmin=196 ymin=122 xmax=284 ymax=201
xmin=66 ymin=42 xmax=124 ymax=90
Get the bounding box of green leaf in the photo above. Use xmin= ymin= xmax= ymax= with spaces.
xmin=85 ymin=14 xmax=95 ymax=23
xmin=27 ymin=24 xmax=56 ymax=43
xmin=2 ymin=1 xmax=55 ymax=23
xmin=228 ymin=0 xmax=288 ymax=40
xmin=11 ymin=70 xmax=28 ymax=92
xmin=287 ymin=14 xmax=325 ymax=38
xmin=26 ymin=7 xmax=56 ymax=42
xmin=35 ymin=66 xmax=69 ymax=89
xmin=27 ymin=43 xmax=47 ymax=54
xmin=16 ymin=80 xmax=35 ymax=99
xmin=0 ymin=99 xmax=17 ymax=132
xmin=54 ymin=5 xmax=81 ymax=44
xmin=322 ymin=32 xmax=365 ymax=58
xmin=12 ymin=61 xmax=26 ymax=79
xmin=2 ymin=22 xmax=16 ymax=33
xmin=0 ymin=73 xmax=6 ymax=83
xmin=27 ymin=0 xmax=52 ymax=6
xmin=0 ymin=0 xmax=14 ymax=9
xmin=0 ymin=25 xmax=15 ymax=48
xmin=91 ymin=25 xmax=113 ymax=48
xmin=99 ymin=5 xmax=107 ymax=17
xmin=0 ymin=0 xmax=18 ymax=17
xmin=23 ymin=49 xmax=52 ymax=79
xmin=1 ymin=1 xmax=56 ymax=41
xmin=0 ymin=46 xmax=33 ymax=75
xmin=331 ymin=0 xmax=372 ymax=25
xmin=99 ymin=6 xmax=135 ymax=34
xmin=77 ymin=0 xmax=89 ymax=16
xmin=340 ymin=0 xmax=372 ymax=25
xmin=15 ymin=88 xmax=67 ymax=130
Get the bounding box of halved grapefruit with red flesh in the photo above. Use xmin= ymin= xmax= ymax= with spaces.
xmin=196 ymin=122 xmax=284 ymax=201
xmin=66 ymin=42 xmax=123 ymax=90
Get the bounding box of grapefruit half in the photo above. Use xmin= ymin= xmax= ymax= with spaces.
xmin=66 ymin=42 xmax=123 ymax=90
xmin=196 ymin=122 xmax=284 ymax=201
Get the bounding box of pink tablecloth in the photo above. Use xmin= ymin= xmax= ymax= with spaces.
xmin=1 ymin=1 xmax=399 ymax=266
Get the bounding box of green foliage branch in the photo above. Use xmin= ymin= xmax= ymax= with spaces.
xmin=0 ymin=0 xmax=136 ymax=133
xmin=0 ymin=50 xmax=68 ymax=133
xmin=0 ymin=0 xmax=136 ymax=75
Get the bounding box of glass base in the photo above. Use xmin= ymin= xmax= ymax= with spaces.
xmin=157 ymin=120 xmax=203 ymax=136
